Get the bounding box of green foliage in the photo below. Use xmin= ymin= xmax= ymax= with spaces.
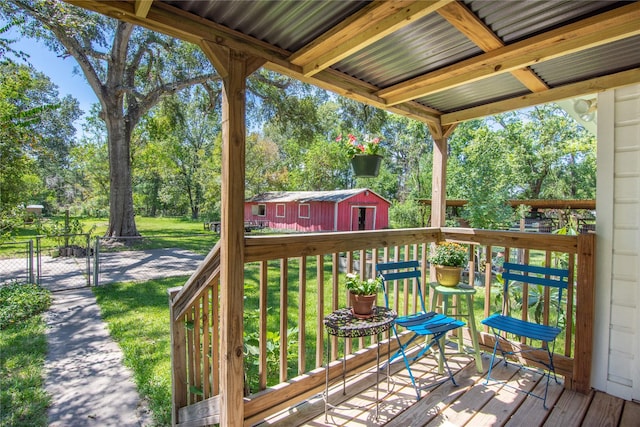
xmin=389 ymin=199 xmax=425 ymax=228
xmin=0 ymin=282 xmax=51 ymax=329
xmin=344 ymin=272 xmax=382 ymax=295
xmin=428 ymin=242 xmax=467 ymax=267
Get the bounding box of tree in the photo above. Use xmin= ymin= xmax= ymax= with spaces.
xmin=2 ymin=0 xmax=221 ymax=237
xmin=0 ymin=60 xmax=77 ymax=212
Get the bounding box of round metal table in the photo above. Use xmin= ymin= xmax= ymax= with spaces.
xmin=323 ymin=306 xmax=397 ymax=421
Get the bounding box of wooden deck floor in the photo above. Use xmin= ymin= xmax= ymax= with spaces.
xmin=258 ymin=350 xmax=640 ymax=427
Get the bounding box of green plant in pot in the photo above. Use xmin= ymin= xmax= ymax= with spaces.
xmin=429 ymin=242 xmax=467 ymax=287
xmin=345 ymin=273 xmax=382 ymax=318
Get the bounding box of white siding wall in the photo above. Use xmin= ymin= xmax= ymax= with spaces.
xmin=594 ymin=84 xmax=640 ymax=401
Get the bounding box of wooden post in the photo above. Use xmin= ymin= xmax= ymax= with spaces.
xmin=573 ymin=233 xmax=596 ymax=393
xmin=431 ymin=136 xmax=447 ymax=229
xmin=219 ymin=49 xmax=248 ymax=427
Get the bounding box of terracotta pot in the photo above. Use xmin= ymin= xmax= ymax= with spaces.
xmin=350 ymin=154 xmax=382 ymax=177
xmin=435 ymin=265 xmax=462 ymax=287
xmin=349 ymin=292 xmax=377 ymax=318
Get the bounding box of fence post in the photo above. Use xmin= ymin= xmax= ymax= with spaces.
xmin=93 ymin=237 xmax=100 ymax=286
xmin=36 ymin=236 xmax=42 ymax=285
xmin=28 ymin=239 xmax=34 ymax=284
xmin=85 ymin=234 xmax=91 ymax=286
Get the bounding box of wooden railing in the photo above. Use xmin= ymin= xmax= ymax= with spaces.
xmin=168 ymin=228 xmax=595 ymax=426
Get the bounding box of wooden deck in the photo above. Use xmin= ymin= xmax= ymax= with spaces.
xmin=257 ymin=349 xmax=640 ymax=427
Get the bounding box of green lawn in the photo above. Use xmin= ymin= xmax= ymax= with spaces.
xmin=4 ymin=216 xmax=218 ymax=257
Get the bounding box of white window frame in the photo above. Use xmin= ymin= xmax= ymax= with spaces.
xmin=298 ymin=203 xmax=310 ymax=219
xmin=252 ymin=204 xmax=266 ymax=217
xmin=275 ymin=203 xmax=286 ymax=218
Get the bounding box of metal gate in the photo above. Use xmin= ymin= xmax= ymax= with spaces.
xmin=35 ymin=233 xmax=92 ymax=291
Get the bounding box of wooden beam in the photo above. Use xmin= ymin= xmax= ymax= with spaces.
xmin=379 ymin=2 xmax=640 ymax=105
xmin=291 ymin=0 xmax=453 ymax=77
xmin=438 ymin=1 xmax=548 ymax=93
xmin=133 ymin=0 xmax=152 ymax=18
xmin=441 ymin=67 xmax=640 ymax=124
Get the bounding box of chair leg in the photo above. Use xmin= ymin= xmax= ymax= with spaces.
xmin=484 ymin=335 xmax=501 ymax=385
xmin=436 ymin=336 xmax=457 ymax=387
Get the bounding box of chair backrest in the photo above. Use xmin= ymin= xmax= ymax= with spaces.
xmin=501 ymin=262 xmax=569 ymax=327
xmin=376 ymin=260 xmax=427 ymax=314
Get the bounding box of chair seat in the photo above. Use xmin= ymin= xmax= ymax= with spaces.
xmin=402 ymin=313 xmax=465 ymax=335
xmin=396 ymin=311 xmax=443 ymax=327
xmin=482 ymin=313 xmax=561 ymax=342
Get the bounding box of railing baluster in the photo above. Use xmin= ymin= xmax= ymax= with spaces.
xmin=202 ymin=293 xmax=210 ymax=399
xmin=565 ymin=253 xmax=576 ymax=357
xmin=331 ymin=252 xmax=339 ymax=361
xmin=259 ymin=261 xmax=268 ymax=391
xmin=298 ymin=256 xmax=307 ymax=375
xmin=280 ymin=258 xmax=288 ymax=383
xmin=316 ymin=254 xmax=324 ymax=368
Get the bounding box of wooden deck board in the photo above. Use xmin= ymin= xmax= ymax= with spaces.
xmin=502 ymin=377 xmax=564 ymax=427
xmin=542 ymin=389 xmax=593 ymax=427
xmin=258 ymin=354 xmax=632 ymax=427
xmin=580 ymin=391 xmax=624 ymax=427
xmin=620 ymin=400 xmax=640 ymax=427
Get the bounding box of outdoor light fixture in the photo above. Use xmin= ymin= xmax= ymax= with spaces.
xmin=574 ymin=98 xmax=597 ymax=122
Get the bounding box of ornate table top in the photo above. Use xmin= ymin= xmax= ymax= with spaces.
xmin=324 ymin=306 xmax=397 ymax=338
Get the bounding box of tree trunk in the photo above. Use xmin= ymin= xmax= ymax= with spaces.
xmin=104 ymin=114 xmax=139 ymax=238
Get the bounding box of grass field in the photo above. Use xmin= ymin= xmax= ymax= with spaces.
xmin=3 ymin=216 xmax=219 ymax=257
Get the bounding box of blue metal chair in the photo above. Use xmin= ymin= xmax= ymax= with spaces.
xmin=376 ymin=260 xmax=464 ymax=400
xmin=481 ymin=262 xmax=569 ymax=409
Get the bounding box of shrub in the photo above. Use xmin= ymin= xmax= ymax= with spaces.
xmin=0 ymin=282 xmax=51 ymax=329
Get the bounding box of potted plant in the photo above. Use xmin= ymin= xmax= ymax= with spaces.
xmin=337 ymin=133 xmax=383 ymax=177
xmin=345 ymin=272 xmax=382 ymax=318
xmin=429 ymin=242 xmax=467 ymax=287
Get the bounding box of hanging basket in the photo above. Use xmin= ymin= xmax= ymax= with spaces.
xmin=350 ymin=154 xmax=382 ymax=178
xmin=435 ymin=265 xmax=462 ymax=287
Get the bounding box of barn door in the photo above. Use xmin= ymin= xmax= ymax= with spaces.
xmin=351 ymin=207 xmax=376 ymax=231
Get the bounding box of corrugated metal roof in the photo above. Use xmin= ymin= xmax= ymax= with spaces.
xmin=166 ymin=0 xmax=369 ymax=52
xmin=247 ymin=189 xmax=382 ymax=203
xmin=532 ymin=35 xmax=640 ymax=87
xmin=465 ymin=0 xmax=624 ymax=43
xmin=418 ymin=73 xmax=529 ymax=113
xmin=334 ymin=13 xmax=482 ymax=88
xmin=86 ymin=1 xmax=640 ymax=122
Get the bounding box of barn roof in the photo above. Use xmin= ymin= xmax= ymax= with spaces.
xmin=67 ymin=0 xmax=640 ymax=133
xmin=246 ymin=188 xmax=389 ymax=204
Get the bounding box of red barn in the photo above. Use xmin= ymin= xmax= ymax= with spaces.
xmin=245 ymin=189 xmax=390 ymax=232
